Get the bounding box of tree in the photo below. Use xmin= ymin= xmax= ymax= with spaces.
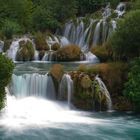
xmin=123 ymin=58 xmax=140 ymax=112
xmin=0 ymin=0 xmax=33 ymax=31
xmin=109 ymin=10 xmax=140 ymax=60
xmin=32 ymin=6 xmax=59 ymax=32
xmin=0 ymin=54 xmax=14 ymax=109
xmin=1 ymin=19 xmax=21 ymax=39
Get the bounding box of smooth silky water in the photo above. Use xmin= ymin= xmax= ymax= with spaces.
xmin=0 ymin=63 xmax=140 ymax=140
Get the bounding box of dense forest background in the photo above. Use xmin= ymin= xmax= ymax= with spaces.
xmin=0 ymin=0 xmax=127 ymax=36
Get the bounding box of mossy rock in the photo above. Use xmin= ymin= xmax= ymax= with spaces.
xmin=51 ymin=43 xmax=60 ymax=51
xmin=34 ymin=32 xmax=49 ymax=51
xmin=16 ymin=40 xmax=35 ymax=61
xmin=56 ymin=45 xmax=83 ymax=61
xmin=91 ymin=45 xmax=111 ymax=62
xmin=81 ymin=75 xmax=92 ymax=89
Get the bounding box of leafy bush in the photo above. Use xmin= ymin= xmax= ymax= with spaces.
xmin=1 ymin=19 xmax=21 ymax=39
xmin=109 ymin=10 xmax=140 ymax=60
xmin=123 ymin=58 xmax=140 ymax=112
xmin=0 ymin=54 xmax=14 ymax=109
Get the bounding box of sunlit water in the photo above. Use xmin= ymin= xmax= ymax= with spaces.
xmin=0 ymin=95 xmax=140 ymax=140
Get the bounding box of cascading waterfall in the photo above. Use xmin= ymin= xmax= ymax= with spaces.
xmin=63 ymin=18 xmax=116 ymax=50
xmin=94 ymin=75 xmax=112 ymax=110
xmin=4 ymin=2 xmax=125 ymax=63
xmin=10 ymin=73 xmax=56 ymax=99
xmin=59 ymin=74 xmax=73 ymax=107
xmin=9 ymin=73 xmax=73 ymax=105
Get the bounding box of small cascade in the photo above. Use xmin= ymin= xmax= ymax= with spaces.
xmin=34 ymin=50 xmax=39 ymax=60
xmin=93 ymin=20 xmax=102 ymax=45
xmin=60 ymin=36 xmax=70 ymax=47
xmin=59 ymin=74 xmax=73 ymax=107
xmin=7 ymin=37 xmax=33 ymax=61
xmin=94 ymin=75 xmax=112 ymax=110
xmin=0 ymin=40 xmax=4 ymax=52
xmin=42 ymin=51 xmax=54 ymax=61
xmin=10 ymin=73 xmax=56 ymax=99
xmin=85 ymin=52 xmax=99 ymax=62
xmin=102 ymin=3 xmax=112 ymax=18
xmin=115 ymin=2 xmax=126 ymax=17
xmin=63 ymin=18 xmax=116 ymax=50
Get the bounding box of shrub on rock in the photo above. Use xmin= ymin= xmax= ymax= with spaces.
xmin=16 ymin=40 xmax=34 ymax=61
xmin=55 ymin=44 xmax=84 ymax=61
xmin=50 ymin=64 xmax=64 ymax=82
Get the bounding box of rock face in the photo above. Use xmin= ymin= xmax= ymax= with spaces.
xmin=16 ymin=40 xmax=34 ymax=61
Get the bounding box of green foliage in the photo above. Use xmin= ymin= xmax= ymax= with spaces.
xmin=123 ymin=58 xmax=140 ymax=112
xmin=32 ymin=6 xmax=59 ymax=32
xmin=133 ymin=0 xmax=140 ymax=10
xmin=1 ymin=19 xmax=21 ymax=39
xmin=77 ymin=0 xmax=120 ymax=16
xmin=33 ymin=0 xmax=77 ymax=23
xmin=109 ymin=10 xmax=140 ymax=60
xmin=0 ymin=0 xmax=33 ymax=31
xmin=0 ymin=54 xmax=14 ymax=109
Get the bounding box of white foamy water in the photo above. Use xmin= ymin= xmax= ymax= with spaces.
xmin=0 ymin=95 xmax=103 ymax=130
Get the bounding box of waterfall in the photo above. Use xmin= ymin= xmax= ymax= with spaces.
xmin=85 ymin=52 xmax=99 ymax=62
xmin=94 ymin=75 xmax=112 ymax=110
xmin=59 ymin=74 xmax=73 ymax=107
xmin=115 ymin=2 xmax=126 ymax=17
xmin=10 ymin=73 xmax=56 ymax=99
xmin=93 ymin=20 xmax=102 ymax=45
xmin=9 ymin=73 xmax=73 ymax=105
xmin=0 ymin=40 xmax=4 ymax=52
